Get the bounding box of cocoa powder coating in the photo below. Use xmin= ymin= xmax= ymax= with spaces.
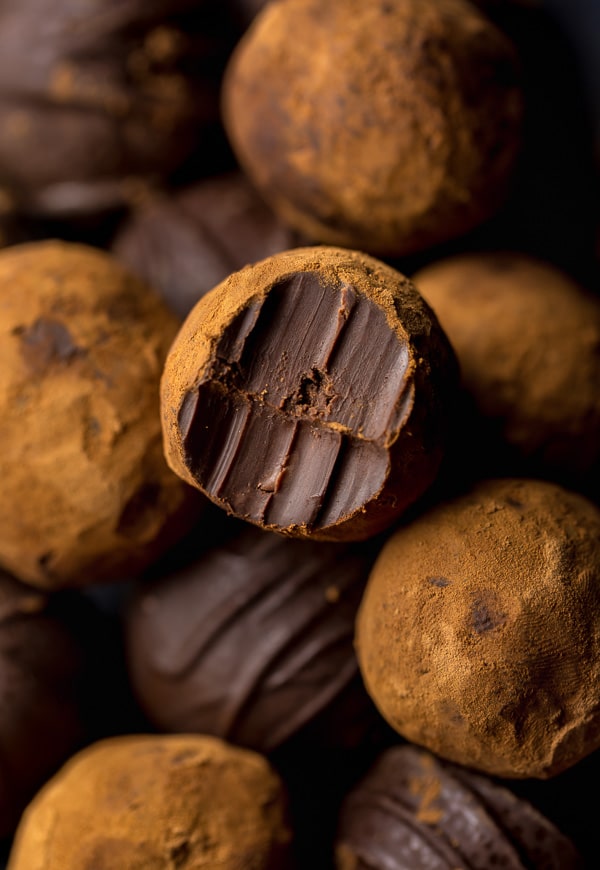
xmin=221 ymin=0 xmax=523 ymax=257
xmin=7 ymin=734 xmax=292 ymax=870
xmin=0 ymin=240 xmax=200 ymax=589
xmin=356 ymin=477 xmax=600 ymax=779
xmin=412 ymin=252 xmax=600 ymax=486
xmin=160 ymin=245 xmax=458 ymax=541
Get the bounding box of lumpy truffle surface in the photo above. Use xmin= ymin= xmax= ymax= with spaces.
xmin=356 ymin=477 xmax=600 ymax=779
xmin=0 ymin=240 xmax=198 ymax=588
xmin=7 ymin=734 xmax=292 ymax=870
xmin=222 ymin=0 xmax=523 ymax=256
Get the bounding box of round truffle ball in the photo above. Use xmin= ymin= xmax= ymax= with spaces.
xmin=0 ymin=240 xmax=200 ymax=589
xmin=221 ymin=0 xmax=523 ymax=257
xmin=160 ymin=245 xmax=458 ymax=541
xmin=126 ymin=525 xmax=378 ymax=753
xmin=0 ymin=0 xmax=233 ymax=219
xmin=0 ymin=569 xmax=86 ymax=837
xmin=356 ymin=477 xmax=600 ymax=779
xmin=112 ymin=170 xmax=303 ymax=319
xmin=335 ymin=744 xmax=584 ymax=869
xmin=412 ymin=252 xmax=600 ymax=488
xmin=7 ymin=734 xmax=292 ymax=870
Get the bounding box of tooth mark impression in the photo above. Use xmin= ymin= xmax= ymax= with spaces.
xmin=178 ymin=272 xmax=412 ymax=530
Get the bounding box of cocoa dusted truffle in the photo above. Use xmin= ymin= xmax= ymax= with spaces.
xmin=126 ymin=525 xmax=378 ymax=753
xmin=0 ymin=240 xmax=200 ymax=589
xmin=221 ymin=0 xmax=523 ymax=258
xmin=112 ymin=171 xmax=303 ymax=318
xmin=356 ymin=478 xmax=600 ymax=779
xmin=0 ymin=569 xmax=85 ymax=838
xmin=0 ymin=0 xmax=233 ymax=219
xmin=160 ymin=246 xmax=458 ymax=541
xmin=412 ymin=252 xmax=600 ymax=488
xmin=7 ymin=734 xmax=292 ymax=870
xmin=335 ymin=745 xmax=584 ymax=869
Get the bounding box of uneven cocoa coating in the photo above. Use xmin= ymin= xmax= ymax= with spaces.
xmin=412 ymin=252 xmax=600 ymax=487
xmin=161 ymin=246 xmax=458 ymax=541
xmin=0 ymin=0 xmax=232 ymax=219
xmin=0 ymin=241 xmax=199 ymax=589
xmin=112 ymin=171 xmax=303 ymax=318
xmin=126 ymin=525 xmax=376 ymax=752
xmin=7 ymin=734 xmax=292 ymax=870
xmin=335 ymin=745 xmax=584 ymax=869
xmin=356 ymin=478 xmax=600 ymax=779
xmin=221 ymin=0 xmax=523 ymax=257
xmin=0 ymin=570 xmax=86 ymax=838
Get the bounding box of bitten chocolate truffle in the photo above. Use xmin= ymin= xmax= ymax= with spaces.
xmin=0 ymin=241 xmax=199 ymax=589
xmin=7 ymin=734 xmax=292 ymax=870
xmin=412 ymin=252 xmax=600 ymax=488
xmin=222 ymin=0 xmax=523 ymax=257
xmin=0 ymin=569 xmax=85 ymax=838
xmin=0 ymin=0 xmax=232 ymax=219
xmin=335 ymin=745 xmax=584 ymax=869
xmin=356 ymin=477 xmax=600 ymax=779
xmin=112 ymin=170 xmax=303 ymax=318
xmin=160 ymin=246 xmax=458 ymax=541
xmin=126 ymin=525 xmax=377 ymax=753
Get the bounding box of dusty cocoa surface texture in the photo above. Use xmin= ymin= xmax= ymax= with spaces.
xmin=222 ymin=0 xmax=523 ymax=257
xmin=356 ymin=477 xmax=600 ymax=780
xmin=0 ymin=240 xmax=201 ymax=589
xmin=7 ymin=734 xmax=293 ymax=870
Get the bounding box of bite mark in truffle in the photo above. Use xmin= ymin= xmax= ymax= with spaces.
xmin=178 ymin=272 xmax=412 ymax=531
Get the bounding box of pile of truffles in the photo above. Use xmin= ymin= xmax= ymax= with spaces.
xmin=0 ymin=0 xmax=599 ymax=868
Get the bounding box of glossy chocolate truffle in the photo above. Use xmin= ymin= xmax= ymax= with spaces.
xmin=0 ymin=241 xmax=199 ymax=589
xmin=7 ymin=734 xmax=292 ymax=870
xmin=222 ymin=0 xmax=523 ymax=257
xmin=412 ymin=252 xmax=600 ymax=488
xmin=0 ymin=569 xmax=85 ymax=838
xmin=126 ymin=525 xmax=376 ymax=752
xmin=161 ymin=246 xmax=458 ymax=541
xmin=356 ymin=477 xmax=600 ymax=779
xmin=0 ymin=0 xmax=231 ymax=219
xmin=335 ymin=745 xmax=584 ymax=869
xmin=112 ymin=171 xmax=303 ymax=318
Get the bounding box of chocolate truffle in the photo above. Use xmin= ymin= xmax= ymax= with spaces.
xmin=126 ymin=524 xmax=377 ymax=753
xmin=356 ymin=477 xmax=600 ymax=779
xmin=412 ymin=252 xmax=600 ymax=488
xmin=112 ymin=170 xmax=303 ymax=318
xmin=0 ymin=0 xmax=232 ymax=219
xmin=0 ymin=240 xmax=199 ymax=589
xmin=0 ymin=569 xmax=85 ymax=838
xmin=7 ymin=734 xmax=292 ymax=870
xmin=161 ymin=246 xmax=458 ymax=541
xmin=221 ymin=0 xmax=523 ymax=257
xmin=335 ymin=744 xmax=584 ymax=869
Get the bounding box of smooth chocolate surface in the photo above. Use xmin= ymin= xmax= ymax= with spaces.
xmin=336 ymin=745 xmax=584 ymax=869
xmin=112 ymin=171 xmax=303 ymax=317
xmin=162 ymin=247 xmax=457 ymax=541
xmin=0 ymin=570 xmax=85 ymax=838
xmin=126 ymin=524 xmax=377 ymax=752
